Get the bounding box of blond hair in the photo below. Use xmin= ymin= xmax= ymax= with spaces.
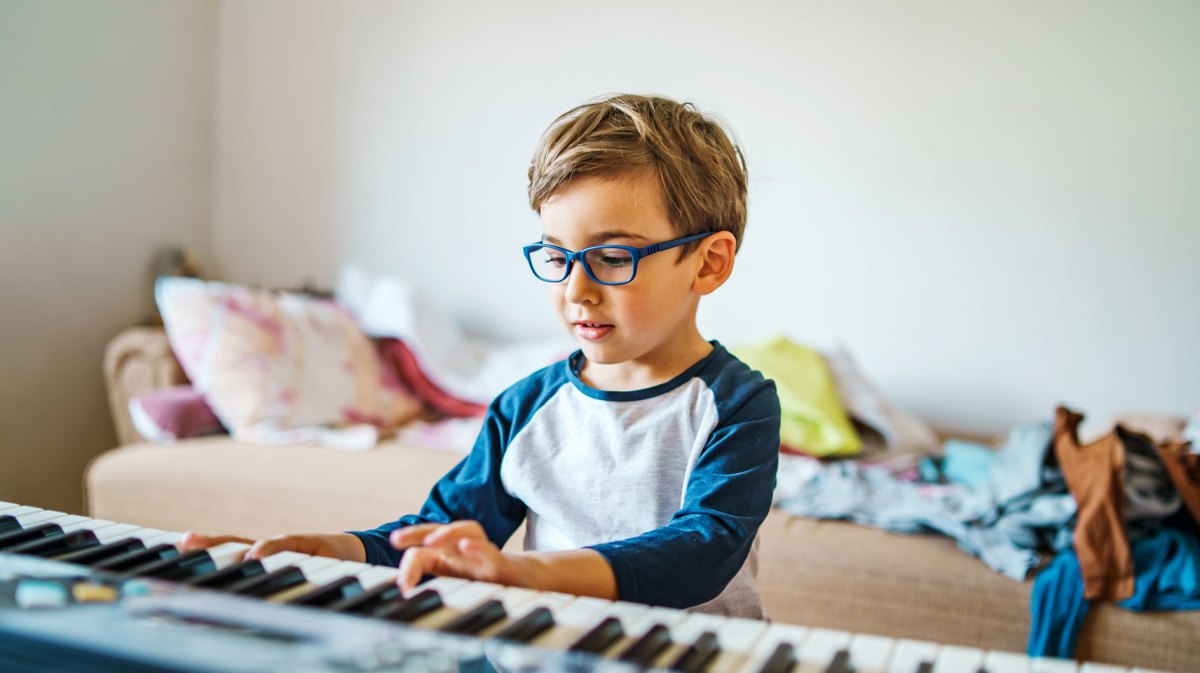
xmin=528 ymin=94 xmax=747 ymax=256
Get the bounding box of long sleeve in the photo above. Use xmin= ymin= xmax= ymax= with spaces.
xmin=586 ymin=383 xmax=780 ymax=608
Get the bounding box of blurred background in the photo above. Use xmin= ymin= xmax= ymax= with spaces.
xmin=1 ymin=0 xmax=1197 ymax=513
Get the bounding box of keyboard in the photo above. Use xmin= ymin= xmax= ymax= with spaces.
xmin=0 ymin=501 xmax=1168 ymax=673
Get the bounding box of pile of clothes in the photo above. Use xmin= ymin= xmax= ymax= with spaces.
xmin=772 ymin=404 xmax=1200 ymax=658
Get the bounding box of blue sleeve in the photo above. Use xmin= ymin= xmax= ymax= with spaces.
xmin=586 ymin=382 xmax=780 ymax=608
xmin=347 ymin=397 xmax=529 ymax=567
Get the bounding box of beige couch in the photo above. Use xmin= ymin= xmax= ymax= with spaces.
xmin=86 ymin=327 xmax=1199 ymax=672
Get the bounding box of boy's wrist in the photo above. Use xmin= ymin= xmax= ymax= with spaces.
xmin=501 ymin=552 xmax=542 ymax=590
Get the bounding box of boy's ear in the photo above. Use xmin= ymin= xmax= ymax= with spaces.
xmin=692 ymin=232 xmax=737 ymax=296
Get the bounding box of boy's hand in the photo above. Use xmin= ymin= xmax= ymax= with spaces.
xmin=390 ymin=521 xmax=525 ymax=591
xmin=179 ymin=531 xmax=366 ymax=562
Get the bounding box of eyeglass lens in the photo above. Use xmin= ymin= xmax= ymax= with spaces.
xmin=529 ymin=246 xmax=635 ymax=284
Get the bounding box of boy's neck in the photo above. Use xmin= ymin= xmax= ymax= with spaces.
xmin=578 ymin=328 xmax=714 ymax=392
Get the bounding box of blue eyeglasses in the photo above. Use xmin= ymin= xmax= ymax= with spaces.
xmin=523 ymin=232 xmax=715 ymax=286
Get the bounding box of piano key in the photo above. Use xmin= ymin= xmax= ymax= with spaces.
xmin=328 ymin=580 xmax=403 ymax=615
xmin=492 ymin=606 xmax=556 ymax=643
xmin=59 ymin=518 xmax=120 ymax=534
xmin=670 ymin=630 xmax=722 ymax=673
xmin=1079 ymin=665 xmax=1128 ymax=673
xmin=530 ymin=595 xmax=614 ymax=649
xmin=354 ymin=566 xmax=400 ymax=589
xmin=648 ymin=613 xmax=728 ymax=672
xmin=187 ymin=559 xmax=265 ymax=589
xmin=289 ymin=575 xmax=364 ymax=608
xmin=570 ymin=617 xmax=626 ymax=654
xmin=373 ymin=588 xmax=444 ymax=623
xmin=741 ymin=624 xmax=811 ymax=673
xmin=406 ymin=578 xmax=503 ymax=630
xmin=618 ymin=623 xmax=674 ymax=665
xmin=128 ymin=549 xmax=217 ymax=581
xmin=791 ymin=628 xmax=851 ymax=673
xmin=569 ymin=600 xmax=651 ymax=656
xmin=705 ymin=618 xmax=771 ymax=673
xmin=4 ymin=529 xmax=100 ymax=558
xmin=93 ymin=524 xmax=150 ymax=544
xmin=0 ymin=501 xmax=20 ymax=510
xmin=756 ymin=643 xmax=798 ymax=673
xmin=91 ymin=543 xmax=180 ymax=572
xmin=935 ymin=645 xmax=986 ymax=673
xmin=267 ymin=561 xmax=367 ymax=603
xmin=440 ymin=598 xmax=508 ymax=635
xmin=2 ymin=506 xmax=41 ymax=520
xmin=1031 ymin=657 xmax=1079 ymax=673
xmin=0 ymin=515 xmax=20 ymax=534
xmin=54 ymin=537 xmax=146 ymax=565
xmin=11 ymin=510 xmax=70 ymax=527
xmin=472 ymin=587 xmax=574 ymax=640
xmin=225 ymin=565 xmax=307 ymax=598
xmin=847 ymin=634 xmax=896 ymax=673
xmin=0 ymin=522 xmax=64 ymax=550
xmin=887 ymin=639 xmax=941 ymax=673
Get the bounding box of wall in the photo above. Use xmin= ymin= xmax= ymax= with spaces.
xmin=213 ymin=0 xmax=1199 ymax=433
xmin=0 ymin=0 xmax=215 ymax=511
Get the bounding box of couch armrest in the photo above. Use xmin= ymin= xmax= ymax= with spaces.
xmin=103 ymin=327 xmax=188 ymax=446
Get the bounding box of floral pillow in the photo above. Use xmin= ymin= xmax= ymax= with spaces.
xmin=155 ymin=277 xmax=421 ymax=446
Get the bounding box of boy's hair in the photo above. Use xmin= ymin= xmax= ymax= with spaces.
xmin=528 ymin=94 xmax=748 ymax=256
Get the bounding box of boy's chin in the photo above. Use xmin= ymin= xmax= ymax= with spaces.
xmin=575 ymin=342 xmax=624 ymax=365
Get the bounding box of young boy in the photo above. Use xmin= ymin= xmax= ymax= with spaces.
xmin=183 ymin=94 xmax=781 ymax=618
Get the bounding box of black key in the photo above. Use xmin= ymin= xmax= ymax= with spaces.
xmin=92 ymin=544 xmax=180 ymax=572
xmin=5 ymin=529 xmax=100 ymax=558
xmin=915 ymin=662 xmax=934 ymax=673
xmin=824 ymin=649 xmax=851 ymax=673
xmin=0 ymin=523 xmax=63 ymax=551
xmin=187 ymin=559 xmax=264 ymax=590
xmin=441 ymin=599 xmax=507 ymax=635
xmin=0 ymin=515 xmax=19 ymax=533
xmin=493 ymin=607 xmax=555 ymax=644
xmin=55 ymin=538 xmax=145 ymax=565
xmin=373 ymin=589 xmax=444 ymax=623
xmin=225 ymin=566 xmax=307 ymax=598
xmin=670 ymin=631 xmax=720 ymax=673
xmin=618 ymin=624 xmax=673 ymax=665
xmin=129 ymin=549 xmax=217 ymax=581
xmin=290 ymin=576 xmax=363 ymax=608
xmin=327 ymin=581 xmax=402 ymax=615
xmin=757 ymin=643 xmax=797 ymax=673
xmin=570 ymin=617 xmax=625 ymax=654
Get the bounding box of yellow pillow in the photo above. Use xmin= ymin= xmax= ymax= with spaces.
xmin=732 ymin=336 xmax=862 ymax=457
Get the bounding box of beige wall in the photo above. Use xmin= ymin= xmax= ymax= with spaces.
xmin=213 ymin=0 xmax=1199 ymax=432
xmin=0 ymin=0 xmax=215 ymax=512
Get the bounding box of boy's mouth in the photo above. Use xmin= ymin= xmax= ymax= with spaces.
xmin=572 ymin=320 xmax=614 ymax=341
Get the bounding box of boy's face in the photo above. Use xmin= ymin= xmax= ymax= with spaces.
xmin=538 ymin=171 xmax=706 ymax=378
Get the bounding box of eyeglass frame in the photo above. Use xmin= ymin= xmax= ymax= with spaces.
xmin=522 ymin=231 xmax=716 ymax=286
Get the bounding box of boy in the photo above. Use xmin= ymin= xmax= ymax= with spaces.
xmin=184 ymin=94 xmax=780 ymax=618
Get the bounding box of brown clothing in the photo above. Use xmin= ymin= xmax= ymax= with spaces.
xmin=1053 ymin=406 xmax=1134 ymax=601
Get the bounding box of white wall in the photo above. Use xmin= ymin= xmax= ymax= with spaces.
xmin=0 ymin=0 xmax=215 ymax=511
xmin=214 ymin=0 xmax=1199 ymax=433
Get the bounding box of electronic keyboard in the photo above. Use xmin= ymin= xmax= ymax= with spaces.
xmin=0 ymin=502 xmax=1168 ymax=673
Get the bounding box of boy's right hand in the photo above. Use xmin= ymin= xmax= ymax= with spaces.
xmin=179 ymin=531 xmax=366 ymax=562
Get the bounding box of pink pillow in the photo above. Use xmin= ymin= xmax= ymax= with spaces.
xmin=155 ymin=277 xmax=421 ymax=443
xmin=129 ymin=386 xmax=225 ymax=441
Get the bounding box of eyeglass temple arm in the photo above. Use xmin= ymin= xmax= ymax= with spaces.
xmin=641 ymin=232 xmax=714 ymax=256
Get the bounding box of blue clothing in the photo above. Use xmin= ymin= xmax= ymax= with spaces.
xmin=350 ymin=341 xmax=781 ymax=617
xmin=1028 ymin=521 xmax=1200 ymax=658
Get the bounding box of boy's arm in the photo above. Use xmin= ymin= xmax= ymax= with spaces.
xmin=348 ymin=397 xmax=529 ymax=567
xmin=584 ymin=383 xmax=780 ymax=608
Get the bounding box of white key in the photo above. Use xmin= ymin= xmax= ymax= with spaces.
xmin=985 ymin=650 xmax=1032 ymax=673
xmin=648 ymin=612 xmax=728 ymax=670
xmin=13 ymin=510 xmax=69 ymax=527
xmin=93 ymin=523 xmax=147 ymax=543
xmin=849 ymin=634 xmax=896 ymax=673
xmin=3 ymin=506 xmax=41 ymax=519
xmin=888 ymin=639 xmax=941 ymax=673
xmin=259 ymin=551 xmax=315 ymax=572
xmin=355 ymin=566 xmax=400 ymax=589
xmin=739 ymin=623 xmax=811 ymax=673
xmin=267 ymin=560 xmax=363 ymax=603
xmin=205 ymin=542 xmax=250 ymax=569
xmin=60 ymin=518 xmax=119 ymax=534
xmin=935 ymin=645 xmax=985 ymax=673
xmin=1079 ymin=665 xmax=1129 ymax=673
xmin=1031 ymin=657 xmax=1079 ymax=673
xmin=411 ymin=578 xmax=504 ymax=630
xmin=795 ymin=628 xmax=852 ymax=673
xmin=706 ymin=617 xmax=770 ymax=673
xmin=0 ymin=501 xmax=21 ymax=511
xmin=578 ymin=600 xmax=652 ymax=657
xmin=141 ymin=531 xmax=184 ymax=546
xmin=528 ymin=596 xmax=614 ymax=649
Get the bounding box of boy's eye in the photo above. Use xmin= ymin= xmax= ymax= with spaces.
xmin=541 ymin=252 xmax=567 ymax=267
xmin=591 ymin=250 xmax=632 ymax=268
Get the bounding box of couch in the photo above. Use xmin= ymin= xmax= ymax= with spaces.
xmin=86 ymin=326 xmax=1200 ymax=672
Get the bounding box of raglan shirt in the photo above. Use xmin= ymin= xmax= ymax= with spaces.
xmin=349 ymin=341 xmax=781 ymax=617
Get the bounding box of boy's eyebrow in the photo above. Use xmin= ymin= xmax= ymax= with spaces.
xmin=541 ymin=230 xmax=651 ymax=246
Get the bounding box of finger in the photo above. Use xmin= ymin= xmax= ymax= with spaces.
xmin=178 ymin=532 xmax=255 ymax=552
xmin=389 ymin=523 xmax=445 ymax=550
xmin=397 ymin=546 xmax=441 ymax=592
xmin=245 ymin=536 xmax=308 ymax=561
xmin=423 ymin=521 xmax=486 ymax=549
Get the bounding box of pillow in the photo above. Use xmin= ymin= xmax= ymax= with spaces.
xmin=129 ymin=385 xmax=225 ymax=442
xmin=378 ymin=338 xmax=487 ymax=418
xmin=155 ymin=277 xmax=421 ymax=445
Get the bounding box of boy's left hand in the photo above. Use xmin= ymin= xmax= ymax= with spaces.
xmin=389 ymin=521 xmax=524 ymax=591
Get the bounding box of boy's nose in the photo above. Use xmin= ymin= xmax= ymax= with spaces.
xmin=563 ymin=260 xmax=600 ymax=304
